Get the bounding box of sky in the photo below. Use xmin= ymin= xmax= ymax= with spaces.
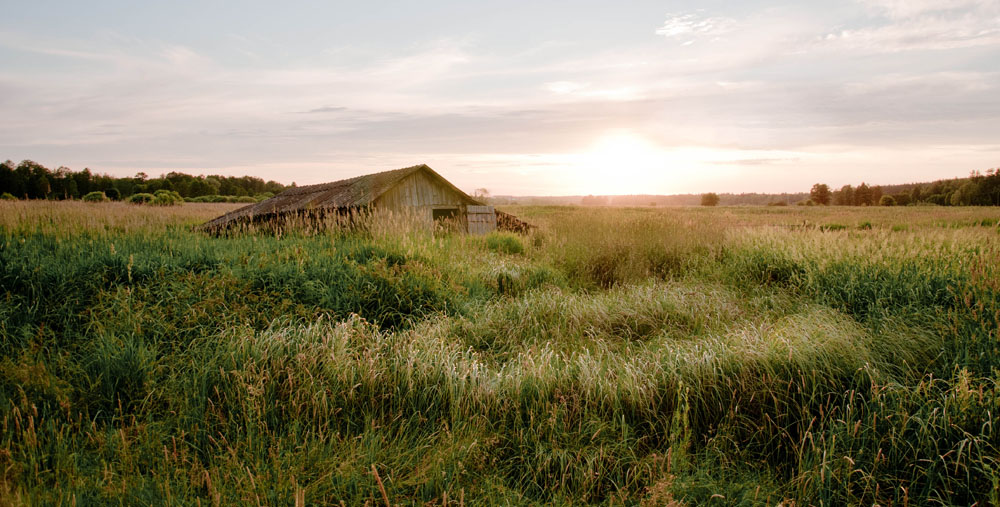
xmin=1 ymin=0 xmax=999 ymax=195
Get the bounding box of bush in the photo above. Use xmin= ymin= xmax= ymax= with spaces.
xmin=880 ymin=195 xmax=896 ymax=206
xmin=152 ymin=190 xmax=183 ymax=206
xmin=82 ymin=191 xmax=108 ymax=202
xmin=128 ymin=193 xmax=155 ymax=204
xmin=0 ymin=192 xmax=16 ymax=201
xmin=105 ymin=188 xmax=121 ymax=201
xmin=235 ymin=196 xmax=257 ymax=203
xmin=701 ymin=193 xmax=720 ymax=206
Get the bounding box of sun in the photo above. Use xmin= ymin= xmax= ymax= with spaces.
xmin=575 ymin=130 xmax=670 ymax=195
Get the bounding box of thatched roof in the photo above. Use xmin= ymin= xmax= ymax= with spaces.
xmin=201 ymin=164 xmax=480 ymax=231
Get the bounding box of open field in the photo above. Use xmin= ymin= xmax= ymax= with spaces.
xmin=1 ymin=201 xmax=999 ymax=505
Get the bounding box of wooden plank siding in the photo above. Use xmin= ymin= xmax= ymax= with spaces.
xmin=376 ymin=171 xmax=467 ymax=208
xmin=467 ymin=205 xmax=497 ymax=235
xmin=374 ymin=171 xmax=495 ymax=233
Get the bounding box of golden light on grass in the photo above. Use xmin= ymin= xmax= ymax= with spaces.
xmin=2 ymin=200 xmax=999 ymax=505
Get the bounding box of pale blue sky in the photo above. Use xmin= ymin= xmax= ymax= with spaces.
xmin=2 ymin=0 xmax=998 ymax=194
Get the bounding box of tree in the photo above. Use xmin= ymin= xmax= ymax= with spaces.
xmin=63 ymin=178 xmax=79 ymax=199
xmin=473 ymin=188 xmax=491 ymax=202
xmin=951 ymin=181 xmax=981 ymax=206
xmin=30 ymin=175 xmax=51 ymax=199
xmin=834 ymin=185 xmax=854 ymax=206
xmin=854 ymin=183 xmax=873 ymax=206
xmin=810 ymin=183 xmax=831 ymax=205
xmin=73 ymin=169 xmax=93 ymax=196
xmin=701 ymin=192 xmax=720 ymax=206
xmin=0 ymin=160 xmax=23 ymax=198
xmin=871 ymin=186 xmax=883 ymax=206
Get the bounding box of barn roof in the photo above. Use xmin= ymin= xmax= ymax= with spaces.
xmin=201 ymin=164 xmax=481 ymax=230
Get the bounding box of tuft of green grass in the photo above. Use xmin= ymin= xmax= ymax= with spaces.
xmin=484 ymin=232 xmax=525 ymax=255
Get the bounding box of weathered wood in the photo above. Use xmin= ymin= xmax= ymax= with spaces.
xmin=466 ymin=205 xmax=496 ymax=235
xmin=202 ymin=164 xmax=527 ymax=235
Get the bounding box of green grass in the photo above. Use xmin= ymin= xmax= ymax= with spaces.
xmin=1 ymin=201 xmax=999 ymax=504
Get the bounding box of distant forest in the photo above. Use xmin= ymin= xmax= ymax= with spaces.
xmin=0 ymin=160 xmax=287 ymax=202
xmin=3 ymin=159 xmax=999 ymax=207
xmin=497 ymin=168 xmax=1000 ymax=207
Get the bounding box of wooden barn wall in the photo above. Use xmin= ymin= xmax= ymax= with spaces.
xmin=375 ymin=171 xmax=468 ymax=209
xmin=466 ymin=205 xmax=497 ymax=235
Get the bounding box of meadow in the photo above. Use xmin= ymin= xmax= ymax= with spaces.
xmin=1 ymin=201 xmax=999 ymax=505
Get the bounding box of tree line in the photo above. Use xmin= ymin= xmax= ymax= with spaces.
xmin=807 ymin=169 xmax=1000 ymax=206
xmin=0 ymin=160 xmax=288 ymax=201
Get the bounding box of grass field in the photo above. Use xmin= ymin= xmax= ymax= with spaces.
xmin=1 ymin=201 xmax=999 ymax=505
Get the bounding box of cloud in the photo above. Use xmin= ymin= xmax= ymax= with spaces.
xmin=544 ymin=81 xmax=587 ymax=95
xmin=823 ymin=0 xmax=1000 ymax=51
xmin=299 ymin=106 xmax=347 ymax=114
xmin=859 ymin=0 xmax=994 ymax=19
xmin=655 ymin=12 xmax=737 ymax=41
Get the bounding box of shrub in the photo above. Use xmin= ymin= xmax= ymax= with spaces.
xmin=128 ymin=193 xmax=155 ymax=204
xmin=880 ymin=195 xmax=896 ymax=206
xmin=0 ymin=192 xmax=16 ymax=201
xmin=701 ymin=192 xmax=720 ymax=206
xmin=235 ymin=196 xmax=257 ymax=203
xmin=82 ymin=191 xmax=108 ymax=202
xmin=104 ymin=188 xmax=121 ymax=201
xmin=152 ymin=189 xmax=183 ymax=206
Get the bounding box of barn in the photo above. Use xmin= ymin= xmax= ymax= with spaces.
xmin=201 ymin=164 xmax=529 ymax=234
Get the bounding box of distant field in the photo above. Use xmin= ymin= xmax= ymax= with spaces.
xmin=2 ymin=201 xmax=999 ymax=505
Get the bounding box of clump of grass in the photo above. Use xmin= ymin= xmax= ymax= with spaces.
xmin=484 ymin=232 xmax=525 ymax=255
xmin=819 ymin=223 xmax=847 ymax=231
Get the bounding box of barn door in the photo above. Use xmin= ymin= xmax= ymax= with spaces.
xmin=466 ymin=205 xmax=496 ymax=235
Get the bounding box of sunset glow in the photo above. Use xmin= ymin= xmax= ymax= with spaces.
xmin=575 ymin=131 xmax=671 ymax=195
xmin=1 ymin=1 xmax=998 ymax=194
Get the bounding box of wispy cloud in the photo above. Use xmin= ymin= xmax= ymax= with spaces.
xmin=655 ymin=12 xmax=737 ymax=42
xmin=299 ymin=106 xmax=347 ymax=114
xmin=822 ymin=0 xmax=1000 ymax=51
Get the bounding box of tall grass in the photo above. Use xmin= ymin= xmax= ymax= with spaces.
xmin=1 ymin=201 xmax=999 ymax=504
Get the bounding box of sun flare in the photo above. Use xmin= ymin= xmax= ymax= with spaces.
xmin=575 ymin=130 xmax=671 ymax=195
